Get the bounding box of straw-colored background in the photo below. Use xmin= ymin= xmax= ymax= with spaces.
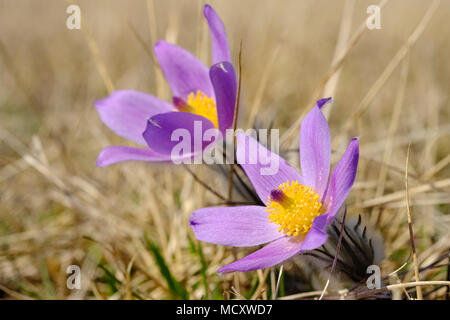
xmin=0 ymin=0 xmax=449 ymax=299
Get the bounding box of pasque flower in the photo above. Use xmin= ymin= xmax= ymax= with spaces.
xmin=190 ymin=98 xmax=359 ymax=273
xmin=95 ymin=5 xmax=236 ymax=166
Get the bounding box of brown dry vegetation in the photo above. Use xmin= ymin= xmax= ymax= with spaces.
xmin=0 ymin=0 xmax=449 ymax=299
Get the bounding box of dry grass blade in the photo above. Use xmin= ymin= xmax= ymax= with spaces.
xmin=81 ymin=26 xmax=115 ymax=94
xmin=343 ymin=0 xmax=440 ymax=131
xmin=321 ymin=0 xmax=355 ymax=119
xmin=280 ymin=0 xmax=389 ymax=148
xmin=227 ymin=41 xmax=243 ymax=201
xmin=405 ymin=144 xmax=423 ymax=299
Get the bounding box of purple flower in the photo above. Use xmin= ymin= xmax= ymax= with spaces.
xmin=190 ymin=99 xmax=359 ymax=273
xmin=95 ymin=5 xmax=236 ymax=167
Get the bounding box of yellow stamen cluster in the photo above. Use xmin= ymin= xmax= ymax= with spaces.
xmin=186 ymin=91 xmax=219 ymax=128
xmin=266 ymin=181 xmax=323 ymax=236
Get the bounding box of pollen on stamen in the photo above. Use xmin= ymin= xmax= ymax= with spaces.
xmin=266 ymin=180 xmax=323 ymax=236
xmin=186 ymin=91 xmax=219 ymax=128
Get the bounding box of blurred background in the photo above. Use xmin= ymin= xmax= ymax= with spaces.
xmin=0 ymin=0 xmax=449 ymax=299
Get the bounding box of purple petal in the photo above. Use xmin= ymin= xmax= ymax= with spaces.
xmin=300 ymin=103 xmax=331 ymax=198
xmin=96 ymin=146 xmax=171 ymax=167
xmin=204 ymin=4 xmax=231 ymax=64
xmin=95 ymin=90 xmax=173 ymax=145
xmin=311 ymin=213 xmax=329 ymax=231
xmin=236 ymin=132 xmax=302 ymax=204
xmin=154 ymin=41 xmax=214 ymax=100
xmin=300 ymin=226 xmax=328 ymax=252
xmin=218 ymin=236 xmax=302 ymax=273
xmin=317 ymin=97 xmax=332 ymax=109
xmin=190 ymin=206 xmax=282 ymax=247
xmin=298 ymin=213 xmax=329 ymax=252
xmin=323 ymin=138 xmax=359 ymax=223
xmin=142 ymin=112 xmax=216 ymax=158
xmin=209 ymin=62 xmax=237 ymax=134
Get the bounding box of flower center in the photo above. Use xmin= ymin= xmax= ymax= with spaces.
xmin=266 ymin=180 xmax=323 ymax=236
xmin=174 ymin=91 xmax=218 ymax=128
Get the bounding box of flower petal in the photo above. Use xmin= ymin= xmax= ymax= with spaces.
xmin=218 ymin=236 xmax=302 ymax=273
xmin=300 ymin=227 xmax=328 ymax=252
xmin=142 ymin=112 xmax=216 ymax=158
xmin=323 ymin=138 xmax=359 ymax=223
xmin=209 ymin=62 xmax=237 ymax=134
xmin=204 ymin=4 xmax=231 ymax=64
xmin=300 ymin=102 xmax=331 ymax=198
xmin=311 ymin=213 xmax=329 ymax=231
xmin=236 ymin=132 xmax=302 ymax=204
xmin=96 ymin=146 xmax=171 ymax=167
xmin=95 ymin=90 xmax=173 ymax=145
xmin=190 ymin=206 xmax=282 ymax=247
xmin=154 ymin=41 xmax=214 ymax=100
xmin=317 ymin=97 xmax=332 ymax=109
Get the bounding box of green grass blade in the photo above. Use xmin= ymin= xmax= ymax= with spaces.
xmin=145 ymin=235 xmax=189 ymax=300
